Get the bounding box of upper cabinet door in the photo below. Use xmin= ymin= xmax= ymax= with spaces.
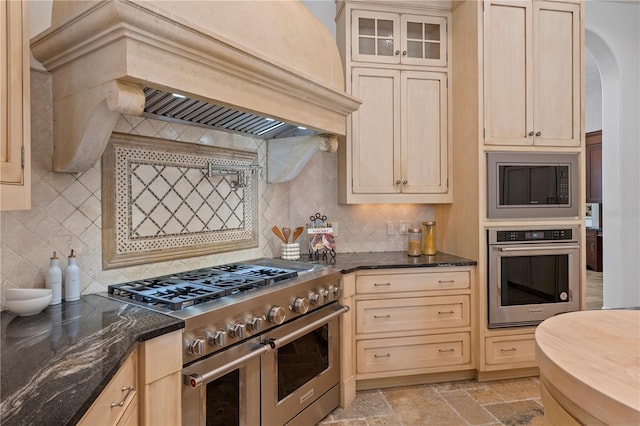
xmin=352 ymin=10 xmax=400 ymax=64
xmin=400 ymin=15 xmax=447 ymax=67
xmin=484 ymin=1 xmax=533 ymax=146
xmin=1 ymin=0 xmax=30 ymax=210
xmin=401 ymin=71 xmax=448 ymax=194
xmin=533 ymin=1 xmax=581 ymax=147
xmin=484 ymin=0 xmax=581 ymax=147
xmin=351 ymin=68 xmax=401 ymax=194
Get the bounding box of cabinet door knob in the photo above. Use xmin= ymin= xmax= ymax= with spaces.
xmin=402 ymin=50 xmax=407 ymax=56
xmin=535 ymin=131 xmax=542 ymax=136
xmin=402 ymin=180 xmax=408 ymax=185
xmin=528 ymin=131 xmax=534 ymax=136
xmin=395 ymin=50 xmax=400 ymax=55
xmin=395 ymin=180 xmax=401 ymax=185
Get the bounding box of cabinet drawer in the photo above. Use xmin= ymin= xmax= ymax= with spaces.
xmin=485 ymin=335 xmax=536 ymax=366
xmin=357 ymin=295 xmax=469 ymax=334
xmin=357 ymin=333 xmax=470 ymax=374
xmin=356 ymin=271 xmax=470 ymax=294
xmin=79 ymin=351 xmax=137 ymax=426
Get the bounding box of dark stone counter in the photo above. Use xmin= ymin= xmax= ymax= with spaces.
xmin=325 ymin=251 xmax=477 ymax=274
xmin=0 ymin=294 xmax=184 ymax=426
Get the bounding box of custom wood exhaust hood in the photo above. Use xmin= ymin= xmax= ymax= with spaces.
xmin=31 ymin=0 xmax=360 ymax=173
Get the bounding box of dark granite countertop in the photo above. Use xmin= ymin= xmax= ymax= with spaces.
xmin=0 ymin=294 xmax=184 ymax=426
xmin=326 ymin=251 xmax=477 ymax=274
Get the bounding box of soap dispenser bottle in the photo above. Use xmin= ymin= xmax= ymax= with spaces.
xmin=64 ymin=249 xmax=80 ymax=302
xmin=46 ymin=251 xmax=62 ymax=305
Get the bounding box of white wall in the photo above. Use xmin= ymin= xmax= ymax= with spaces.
xmin=584 ymin=49 xmax=602 ymax=133
xmin=585 ymin=1 xmax=640 ymax=308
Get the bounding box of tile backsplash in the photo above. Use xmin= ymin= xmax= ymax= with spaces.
xmin=0 ymin=70 xmax=434 ymax=306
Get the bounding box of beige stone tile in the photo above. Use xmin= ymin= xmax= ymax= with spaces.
xmin=483 ymin=400 xmax=544 ymax=426
xmin=466 ymin=386 xmax=505 ymax=404
xmin=440 ymin=390 xmax=499 ymax=425
xmin=318 ymin=419 xmax=368 ymax=426
xmin=487 ymin=378 xmax=540 ymax=402
xmin=62 ymin=210 xmax=93 ymax=238
xmin=432 ymin=379 xmax=484 ymax=392
xmin=383 ymin=385 xmax=466 ymax=425
xmin=330 ymin=390 xmax=392 ymax=421
xmin=367 ymin=416 xmax=403 ymax=426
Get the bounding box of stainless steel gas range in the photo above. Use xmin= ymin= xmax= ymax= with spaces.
xmin=108 ymin=258 xmax=348 ymax=426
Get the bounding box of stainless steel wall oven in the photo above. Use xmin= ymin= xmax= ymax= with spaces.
xmin=487 ymin=226 xmax=580 ymax=327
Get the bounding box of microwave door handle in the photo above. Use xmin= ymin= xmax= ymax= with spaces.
xmin=498 ymin=245 xmax=580 ymax=252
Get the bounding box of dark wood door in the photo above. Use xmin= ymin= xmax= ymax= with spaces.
xmin=586 ymin=131 xmax=602 ymax=203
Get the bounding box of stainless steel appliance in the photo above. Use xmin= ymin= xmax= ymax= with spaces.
xmin=108 ymin=259 xmax=348 ymax=425
xmin=487 ymin=226 xmax=580 ymax=327
xmin=487 ymin=152 xmax=579 ymax=219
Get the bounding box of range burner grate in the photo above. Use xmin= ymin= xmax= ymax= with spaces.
xmin=108 ymin=263 xmax=298 ymax=310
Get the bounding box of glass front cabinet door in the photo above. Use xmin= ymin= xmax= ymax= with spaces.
xmin=351 ymin=10 xmax=447 ymax=67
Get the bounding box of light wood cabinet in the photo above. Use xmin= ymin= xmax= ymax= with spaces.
xmin=79 ymin=350 xmax=138 ymax=426
xmin=484 ymin=0 xmax=580 ymax=147
xmin=79 ymin=330 xmax=182 ymax=426
xmin=485 ymin=334 xmax=536 ymax=367
xmin=349 ymin=68 xmax=449 ymax=200
xmin=0 ymin=0 xmax=30 ymax=210
xmin=138 ymin=330 xmax=182 ymax=426
xmin=351 ymin=10 xmax=447 ymax=67
xmin=337 ymin=1 xmax=452 ymax=204
xmin=352 ymin=267 xmax=475 ymax=383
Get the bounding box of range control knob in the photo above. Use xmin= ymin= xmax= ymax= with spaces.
xmin=228 ymin=323 xmax=245 ymax=339
xmin=187 ymin=337 xmax=205 ymax=356
xmin=206 ymin=329 xmax=227 ymax=347
xmin=327 ymin=285 xmax=342 ymax=301
xmin=267 ymin=306 xmax=286 ymax=324
xmin=292 ymin=297 xmax=310 ymax=314
xmin=246 ymin=315 xmax=263 ymax=332
xmin=310 ymin=290 xmax=326 ymax=305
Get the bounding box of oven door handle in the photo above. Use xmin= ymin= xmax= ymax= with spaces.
xmin=267 ymin=304 xmax=350 ymax=349
xmin=183 ymin=343 xmax=271 ymax=389
xmin=498 ymin=245 xmax=580 ymax=252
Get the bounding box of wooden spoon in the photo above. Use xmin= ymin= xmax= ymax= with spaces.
xmin=282 ymin=227 xmax=291 ymax=244
xmin=271 ymin=226 xmax=287 ymax=243
xmin=291 ymin=226 xmax=305 ymax=243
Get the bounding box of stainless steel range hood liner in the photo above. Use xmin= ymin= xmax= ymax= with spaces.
xmin=31 ymin=0 xmax=361 ymax=172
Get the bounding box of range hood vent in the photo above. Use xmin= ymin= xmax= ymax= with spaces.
xmin=31 ymin=0 xmax=360 ymax=173
xmin=142 ymin=87 xmax=311 ymax=139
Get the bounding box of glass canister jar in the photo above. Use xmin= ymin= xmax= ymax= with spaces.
xmin=407 ymin=227 xmax=422 ymax=257
xmin=422 ymin=221 xmax=436 ymax=256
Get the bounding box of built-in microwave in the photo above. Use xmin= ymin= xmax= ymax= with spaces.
xmin=487 ymin=152 xmax=579 ymax=219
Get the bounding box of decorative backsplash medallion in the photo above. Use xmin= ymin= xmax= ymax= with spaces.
xmin=102 ymin=133 xmax=259 ymax=269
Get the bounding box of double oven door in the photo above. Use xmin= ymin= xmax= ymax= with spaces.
xmin=182 ymin=303 xmax=346 ymax=426
xmin=488 ymin=228 xmax=580 ymax=328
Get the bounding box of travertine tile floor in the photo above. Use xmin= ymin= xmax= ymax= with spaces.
xmin=320 ymin=377 xmax=544 ymax=426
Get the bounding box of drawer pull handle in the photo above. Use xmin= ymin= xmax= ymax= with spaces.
xmin=438 ymin=348 xmax=455 ymax=353
xmin=374 ymin=314 xmax=391 ymax=319
xmin=438 ymin=280 xmax=455 ymax=283
xmin=374 ymin=353 xmax=391 ymax=358
xmin=374 ymin=282 xmax=391 ymax=287
xmin=111 ymin=386 xmax=134 ymax=408
xmin=438 ymin=310 xmax=455 ymax=315
xmin=500 ymin=347 xmax=517 ymax=353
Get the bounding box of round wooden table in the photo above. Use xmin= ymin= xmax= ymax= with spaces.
xmin=535 ymin=310 xmax=640 ymax=425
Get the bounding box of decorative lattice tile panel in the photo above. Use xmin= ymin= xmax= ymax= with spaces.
xmin=102 ymin=133 xmax=259 ymax=269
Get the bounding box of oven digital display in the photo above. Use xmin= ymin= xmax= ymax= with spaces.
xmin=526 ymin=231 xmax=545 ymax=240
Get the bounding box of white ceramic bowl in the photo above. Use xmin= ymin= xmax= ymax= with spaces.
xmin=5 ymin=288 xmax=52 ymax=301
xmin=5 ymin=289 xmax=52 ymax=316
